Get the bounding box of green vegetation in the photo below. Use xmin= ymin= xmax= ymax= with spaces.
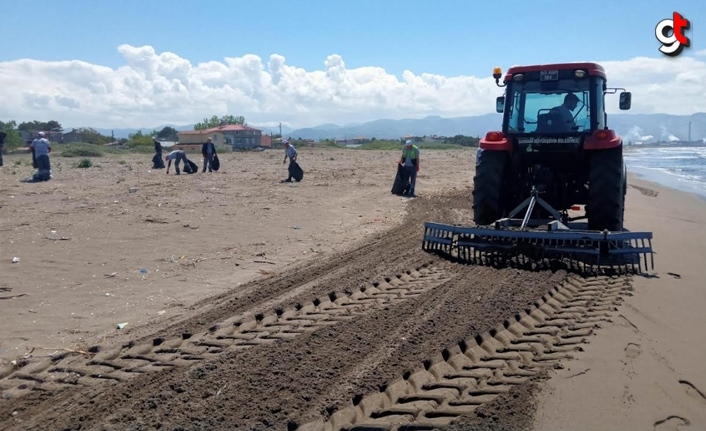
xmin=0 ymin=120 xmax=23 ymax=151
xmin=68 ymin=127 xmax=112 ymax=144
xmin=75 ymin=158 xmax=93 ymax=168
xmin=61 ymin=143 xmax=104 ymax=157
xmin=310 ymin=135 xmax=478 ymax=151
xmin=2 ymin=116 xmax=479 ymax=161
xmin=17 ymin=120 xmax=62 ymax=132
xmin=195 ymin=115 xmax=246 ymax=130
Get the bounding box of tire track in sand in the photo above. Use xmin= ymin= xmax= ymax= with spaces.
xmin=0 ymin=263 xmax=455 ymax=398
xmin=0 ymin=189 xmax=474 ymax=400
xmin=295 ymin=275 xmax=631 ymax=431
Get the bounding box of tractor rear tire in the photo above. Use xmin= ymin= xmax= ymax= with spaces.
xmin=472 ymin=150 xmax=509 ymax=225
xmin=587 ymin=145 xmax=625 ymax=231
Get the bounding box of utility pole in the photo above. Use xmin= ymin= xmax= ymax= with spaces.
xmin=279 ymin=122 xmax=282 ymax=138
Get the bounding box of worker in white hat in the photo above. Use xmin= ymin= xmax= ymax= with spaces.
xmin=30 ymin=131 xmax=52 ymax=181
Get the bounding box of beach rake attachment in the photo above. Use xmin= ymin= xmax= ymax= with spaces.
xmin=422 ymin=221 xmax=654 ymax=275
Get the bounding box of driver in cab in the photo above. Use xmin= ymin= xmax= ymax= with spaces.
xmin=549 ymin=93 xmax=579 ymax=132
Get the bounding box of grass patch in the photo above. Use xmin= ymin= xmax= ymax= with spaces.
xmin=61 ymin=143 xmax=104 ymax=158
xmin=124 ymin=144 xmax=156 ymax=154
xmin=75 ymin=158 xmax=93 ymax=168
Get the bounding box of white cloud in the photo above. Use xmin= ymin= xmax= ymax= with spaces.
xmin=695 ymin=49 xmax=706 ymax=57
xmin=0 ymin=45 xmax=705 ymax=129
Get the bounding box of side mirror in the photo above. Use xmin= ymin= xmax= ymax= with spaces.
xmin=619 ymin=92 xmax=631 ymax=110
xmin=496 ymin=96 xmax=504 ymax=113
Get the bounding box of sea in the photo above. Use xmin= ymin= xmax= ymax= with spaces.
xmin=624 ymin=145 xmax=706 ymax=200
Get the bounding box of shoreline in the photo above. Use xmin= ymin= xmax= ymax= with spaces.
xmin=626 ymin=166 xmax=706 ymax=203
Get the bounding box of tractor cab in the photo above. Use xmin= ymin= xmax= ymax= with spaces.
xmin=490 ymin=63 xmax=631 ymax=154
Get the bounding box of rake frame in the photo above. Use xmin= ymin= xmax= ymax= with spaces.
xmin=422 ymin=189 xmax=654 ymax=275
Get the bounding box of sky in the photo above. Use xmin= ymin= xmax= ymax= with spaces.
xmin=1 ymin=0 xmax=705 ymax=129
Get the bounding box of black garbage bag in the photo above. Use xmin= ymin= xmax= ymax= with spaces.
xmin=289 ymin=161 xmax=304 ymax=182
xmin=152 ymin=153 xmax=165 ymax=169
xmin=184 ymin=159 xmax=198 ymax=174
xmin=391 ymin=164 xmax=410 ymax=195
xmin=211 ymin=154 xmax=220 ymax=171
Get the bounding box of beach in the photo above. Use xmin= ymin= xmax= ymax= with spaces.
xmin=0 ymin=146 xmax=704 ymax=430
xmin=533 ymin=173 xmax=706 ymax=430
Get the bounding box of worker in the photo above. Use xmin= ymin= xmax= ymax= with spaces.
xmin=201 ymin=137 xmax=216 ymax=173
xmin=0 ymin=130 xmax=6 ymax=167
xmin=549 ymin=93 xmax=579 ymax=132
xmin=165 ymin=149 xmax=188 ymax=175
xmin=152 ymin=138 xmax=165 ymax=169
xmin=281 ymin=139 xmax=299 ymax=182
xmin=30 ymin=131 xmax=52 ymax=181
xmin=153 ymin=138 xmax=163 ymax=156
xmin=399 ymin=140 xmax=420 ymax=197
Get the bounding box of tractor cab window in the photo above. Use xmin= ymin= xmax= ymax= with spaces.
xmin=507 ymin=79 xmax=591 ymax=134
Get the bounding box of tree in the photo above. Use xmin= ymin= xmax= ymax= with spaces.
xmin=74 ymin=127 xmax=110 ymax=144
xmin=17 ymin=120 xmax=63 ymax=132
xmin=157 ymin=126 xmax=178 ymax=141
xmin=127 ymin=130 xmax=154 ymax=148
xmin=194 ymin=115 xmax=246 ymax=130
xmin=0 ymin=120 xmax=23 ymax=150
xmin=45 ymin=120 xmax=62 ymax=132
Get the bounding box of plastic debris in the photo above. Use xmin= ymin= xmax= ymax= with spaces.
xmin=12 ymin=257 xmax=19 ymax=264
xmin=116 ymin=322 xmax=128 ymax=330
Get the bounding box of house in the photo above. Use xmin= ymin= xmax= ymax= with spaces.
xmin=428 ymin=134 xmax=447 ymax=142
xmin=261 ymin=134 xmax=273 ymax=148
xmin=62 ymin=129 xmax=82 ymax=143
xmin=172 ymin=143 xmax=202 ymax=153
xmin=20 ymin=130 xmax=64 ymax=146
xmin=177 ymin=124 xmax=263 ymax=150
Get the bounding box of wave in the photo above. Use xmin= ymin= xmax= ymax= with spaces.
xmin=624 ymin=146 xmax=706 ymax=198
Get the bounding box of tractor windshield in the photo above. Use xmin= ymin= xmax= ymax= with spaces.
xmin=506 ymin=78 xmax=592 ymax=134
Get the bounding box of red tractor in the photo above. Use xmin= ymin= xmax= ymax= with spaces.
xmin=473 ymin=62 xmax=631 ymax=232
xmin=421 ymin=62 xmax=654 ymax=273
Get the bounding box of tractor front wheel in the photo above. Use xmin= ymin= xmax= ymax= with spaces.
xmin=472 ymin=149 xmax=510 ymax=225
xmin=587 ymin=146 xmax=625 ymax=231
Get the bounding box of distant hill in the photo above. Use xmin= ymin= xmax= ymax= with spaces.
xmin=76 ymin=112 xmax=706 ymax=143
xmin=284 ymin=113 xmax=706 ymax=143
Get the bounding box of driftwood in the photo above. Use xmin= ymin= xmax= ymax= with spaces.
xmin=29 ymin=346 xmax=93 ymax=358
xmin=43 ymin=234 xmax=71 ymax=241
xmin=0 ymin=293 xmax=28 ymax=300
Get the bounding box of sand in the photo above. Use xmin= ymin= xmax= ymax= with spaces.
xmin=0 ymin=147 xmax=704 ymax=431
xmin=532 ymin=175 xmax=706 ymax=431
